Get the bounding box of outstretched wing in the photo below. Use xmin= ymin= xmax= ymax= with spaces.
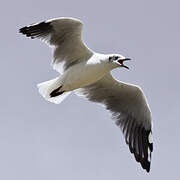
xmin=19 ymin=17 xmax=93 ymax=73
xmin=76 ymin=73 xmax=153 ymax=172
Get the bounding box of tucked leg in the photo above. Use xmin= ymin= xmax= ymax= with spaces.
xmin=50 ymin=86 xmax=65 ymax=97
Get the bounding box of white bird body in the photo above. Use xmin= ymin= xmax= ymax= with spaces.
xmin=20 ymin=17 xmax=153 ymax=173
xmin=61 ymin=53 xmax=114 ymax=91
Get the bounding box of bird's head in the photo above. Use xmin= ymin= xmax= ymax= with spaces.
xmin=107 ymin=54 xmax=131 ymax=69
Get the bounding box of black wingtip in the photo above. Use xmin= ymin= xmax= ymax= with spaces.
xmin=141 ymin=159 xmax=151 ymax=173
xmin=141 ymin=129 xmax=153 ymax=173
xmin=132 ymin=150 xmax=151 ymax=173
xmin=122 ymin=118 xmax=153 ymax=173
xmin=19 ymin=27 xmax=26 ymax=35
xmin=19 ymin=21 xmax=52 ymax=39
xmin=19 ymin=26 xmax=34 ymax=39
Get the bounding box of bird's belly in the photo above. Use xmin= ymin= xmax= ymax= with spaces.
xmin=62 ymin=63 xmax=108 ymax=91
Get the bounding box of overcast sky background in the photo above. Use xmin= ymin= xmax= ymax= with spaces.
xmin=1 ymin=0 xmax=180 ymax=179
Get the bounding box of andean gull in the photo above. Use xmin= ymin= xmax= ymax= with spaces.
xmin=19 ymin=17 xmax=153 ymax=172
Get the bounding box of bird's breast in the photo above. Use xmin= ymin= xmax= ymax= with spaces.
xmin=62 ymin=62 xmax=109 ymax=91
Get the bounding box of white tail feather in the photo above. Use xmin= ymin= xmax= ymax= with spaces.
xmin=37 ymin=77 xmax=71 ymax=104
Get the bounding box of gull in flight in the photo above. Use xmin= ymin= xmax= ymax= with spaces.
xmin=19 ymin=17 xmax=153 ymax=172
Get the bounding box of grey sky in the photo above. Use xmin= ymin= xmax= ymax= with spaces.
xmin=1 ymin=0 xmax=180 ymax=179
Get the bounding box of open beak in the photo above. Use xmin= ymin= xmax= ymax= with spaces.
xmin=117 ymin=58 xmax=131 ymax=69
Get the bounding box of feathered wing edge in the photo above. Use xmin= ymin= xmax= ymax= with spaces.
xmin=75 ymin=73 xmax=153 ymax=172
xmin=19 ymin=18 xmax=93 ymax=74
xmin=113 ymin=112 xmax=153 ymax=172
xmin=19 ymin=21 xmax=52 ymax=42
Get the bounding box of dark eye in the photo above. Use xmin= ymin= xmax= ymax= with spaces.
xmin=109 ymin=56 xmax=119 ymax=62
xmin=109 ymin=56 xmax=113 ymax=61
xmin=114 ymin=56 xmax=119 ymax=60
